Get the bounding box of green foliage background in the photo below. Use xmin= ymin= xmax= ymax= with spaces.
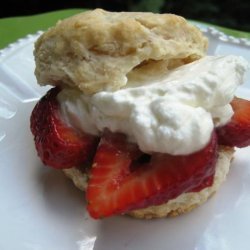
xmin=84 ymin=0 xmax=248 ymax=31
xmin=1 ymin=0 xmax=249 ymax=32
xmin=127 ymin=0 xmax=249 ymax=31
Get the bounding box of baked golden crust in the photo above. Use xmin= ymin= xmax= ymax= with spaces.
xmin=34 ymin=9 xmax=208 ymax=94
xmin=63 ymin=146 xmax=234 ymax=219
xmin=63 ymin=167 xmax=88 ymax=191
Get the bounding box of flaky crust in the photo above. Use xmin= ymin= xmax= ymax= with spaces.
xmin=63 ymin=146 xmax=234 ymax=219
xmin=34 ymin=9 xmax=208 ymax=94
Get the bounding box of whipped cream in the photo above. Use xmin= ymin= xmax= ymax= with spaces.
xmin=58 ymin=55 xmax=249 ymax=155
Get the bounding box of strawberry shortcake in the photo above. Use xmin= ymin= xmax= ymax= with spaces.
xmin=31 ymin=9 xmax=250 ymax=219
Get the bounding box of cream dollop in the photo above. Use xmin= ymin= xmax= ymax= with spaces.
xmin=58 ymin=55 xmax=249 ymax=155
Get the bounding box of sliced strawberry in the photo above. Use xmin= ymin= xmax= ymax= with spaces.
xmin=86 ymin=130 xmax=218 ymax=219
xmin=30 ymin=87 xmax=98 ymax=169
xmin=217 ymin=97 xmax=250 ymax=147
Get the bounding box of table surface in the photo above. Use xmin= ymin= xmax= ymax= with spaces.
xmin=0 ymin=8 xmax=250 ymax=50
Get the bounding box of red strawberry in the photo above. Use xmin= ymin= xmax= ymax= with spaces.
xmin=217 ymin=97 xmax=250 ymax=147
xmin=86 ymin=130 xmax=218 ymax=219
xmin=30 ymin=87 xmax=98 ymax=169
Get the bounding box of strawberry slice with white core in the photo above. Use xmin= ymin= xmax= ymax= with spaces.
xmin=86 ymin=130 xmax=218 ymax=219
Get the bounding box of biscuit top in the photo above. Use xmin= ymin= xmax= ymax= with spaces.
xmin=34 ymin=9 xmax=208 ymax=94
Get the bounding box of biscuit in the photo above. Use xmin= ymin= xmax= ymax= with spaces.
xmin=63 ymin=146 xmax=234 ymax=219
xmin=34 ymin=9 xmax=208 ymax=94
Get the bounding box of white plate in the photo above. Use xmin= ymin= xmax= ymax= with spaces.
xmin=0 ymin=27 xmax=250 ymax=250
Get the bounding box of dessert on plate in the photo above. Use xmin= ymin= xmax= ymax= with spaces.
xmin=30 ymin=9 xmax=250 ymax=219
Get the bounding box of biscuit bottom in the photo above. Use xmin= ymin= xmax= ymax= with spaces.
xmin=63 ymin=146 xmax=234 ymax=219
